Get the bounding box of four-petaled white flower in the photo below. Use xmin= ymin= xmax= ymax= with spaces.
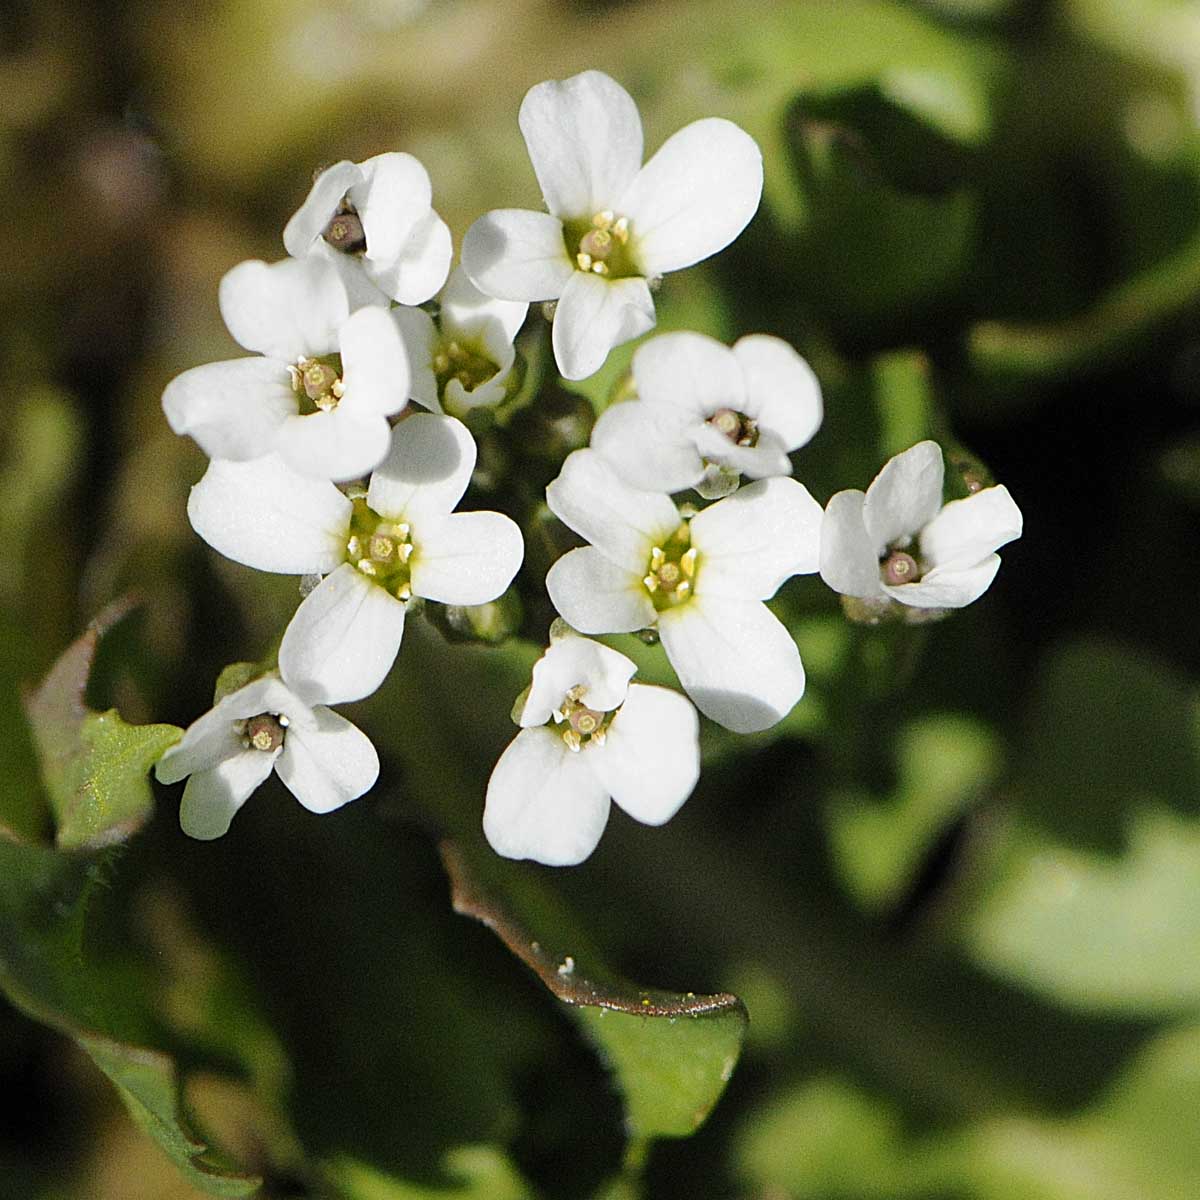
xmin=162 ymin=257 xmax=411 ymax=482
xmin=187 ymin=413 xmax=525 ymax=703
xmin=820 ymin=440 xmax=1023 ymax=610
xmin=155 ymin=670 xmax=379 ymax=840
xmin=461 ymin=70 xmax=763 ymax=381
xmin=392 ymin=266 xmax=529 ymax=419
xmin=591 ymin=330 xmax=823 ymax=495
xmin=284 ymin=152 xmax=453 ymax=307
xmin=545 ymin=449 xmax=822 ymax=734
xmin=483 ymin=624 xmax=699 ymax=866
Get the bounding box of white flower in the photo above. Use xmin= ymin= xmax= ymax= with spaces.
xmin=819 ymin=440 xmax=1023 ymax=609
xmin=391 ymin=266 xmax=528 ymax=419
xmin=591 ymin=330 xmax=822 ymax=494
xmin=483 ymin=625 xmax=699 ymax=866
xmin=155 ymin=671 xmax=379 ymax=840
xmin=162 ymin=257 xmax=411 ymax=482
xmin=283 ymin=152 xmax=453 ymax=306
xmin=544 ymin=449 xmax=822 ymax=734
xmin=186 ymin=413 xmax=524 ymax=704
xmin=461 ymin=70 xmax=763 ymax=381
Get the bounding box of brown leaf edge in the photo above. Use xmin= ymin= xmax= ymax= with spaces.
xmin=437 ymin=838 xmax=745 ymax=1019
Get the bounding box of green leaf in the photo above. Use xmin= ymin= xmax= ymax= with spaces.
xmin=22 ymin=600 xmax=181 ymax=850
xmin=326 ymin=1147 xmax=529 ymax=1199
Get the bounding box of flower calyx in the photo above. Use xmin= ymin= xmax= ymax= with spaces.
xmin=345 ymin=495 xmax=413 ymax=600
xmin=291 ymin=353 xmax=345 ymax=413
xmin=552 ymin=684 xmax=615 ymax=752
xmin=564 ymin=210 xmax=636 ymax=279
xmin=643 ymin=522 xmax=698 ymax=611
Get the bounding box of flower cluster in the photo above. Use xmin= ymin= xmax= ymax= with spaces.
xmin=157 ymin=69 xmax=1022 ymax=862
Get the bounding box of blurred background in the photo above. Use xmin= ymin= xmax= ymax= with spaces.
xmin=2 ymin=0 xmax=1200 ymax=1196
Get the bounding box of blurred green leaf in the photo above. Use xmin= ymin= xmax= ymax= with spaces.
xmin=23 ymin=601 xmax=181 ymax=851
xmin=326 ymin=1146 xmax=529 ymax=1199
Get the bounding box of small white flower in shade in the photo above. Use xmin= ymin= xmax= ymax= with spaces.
xmin=391 ymin=266 xmax=528 ymax=420
xmin=544 ymin=449 xmax=822 ymax=734
xmin=483 ymin=624 xmax=699 ymax=866
xmin=461 ymin=69 xmax=763 ymax=381
xmin=283 ymin=152 xmax=453 ymax=307
xmin=154 ymin=671 xmax=379 ymax=840
xmin=186 ymin=413 xmax=524 ymax=704
xmin=591 ymin=330 xmax=823 ymax=495
xmin=161 ymin=257 xmax=411 ymax=482
xmin=820 ymin=440 xmax=1023 ymax=610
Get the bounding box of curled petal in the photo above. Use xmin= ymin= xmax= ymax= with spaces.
xmin=462 ymin=209 xmax=573 ymax=302
xmin=886 ymin=556 xmax=1001 ymax=609
xmin=521 ymin=634 xmax=636 ymax=727
xmin=278 ymin=564 xmax=407 ymax=706
xmin=690 ymin=477 xmax=824 ymax=599
xmin=632 ymin=330 xmax=744 ymax=419
xmin=390 ymin=305 xmax=441 ymax=411
xmin=366 ymin=413 xmax=476 ymax=524
xmin=519 ymin=70 xmax=644 ymax=220
xmin=338 ymin=305 xmax=412 ymax=420
xmin=590 ymin=683 xmax=699 ymax=825
xmin=546 ymin=448 xmax=680 ymax=573
xmin=551 ymin=271 xmax=655 ymax=381
xmin=366 ymin=210 xmax=454 ymax=305
xmin=161 ymin=358 xmax=295 ymax=462
xmin=440 ymin=264 xmax=529 ymax=347
xmin=658 ymin=596 xmax=804 ymax=734
xmin=219 ymin=258 xmax=347 ymax=361
xmin=353 ymin=152 xmax=432 ymax=265
xmin=590 ymin=400 xmax=701 ymax=493
xmin=483 ymin=727 xmax=611 ymax=866
xmin=621 ymin=118 xmax=763 ymax=277
xmin=545 ymin=547 xmax=656 ymax=635
xmin=178 ymin=751 xmax=277 ymax=840
xmin=862 ymin=441 xmax=944 ymax=552
xmin=410 ymin=511 xmax=524 ymax=605
xmin=732 ymin=335 xmax=823 ymax=451
xmin=689 ymin=424 xmax=792 ymax=480
xmin=273 ymin=411 xmax=392 ymax=483
xmin=283 ymin=160 xmax=362 ymax=257
xmin=275 ymin=705 xmax=379 ymax=814
xmin=819 ymin=489 xmax=882 ymax=599
xmin=919 ymin=485 xmax=1023 ymax=571
xmin=187 ymin=454 xmax=350 ymax=574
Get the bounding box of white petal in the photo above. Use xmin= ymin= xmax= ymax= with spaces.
xmin=278 ymin=564 xmax=407 ymax=706
xmin=353 ymin=152 xmax=431 ymax=265
xmin=862 ymin=441 xmax=944 ymax=552
xmin=689 ymin=477 xmax=823 ymax=599
xmin=589 ymin=683 xmax=698 ymax=825
xmin=689 ymin=425 xmax=792 ymax=479
xmin=483 ymin=727 xmax=611 ymax=866
xmin=366 ymin=413 xmax=475 ymax=523
xmin=283 ymin=160 xmax=362 ymax=257
xmin=161 ymin=358 xmax=295 ymax=461
xmin=658 ymin=596 xmax=804 ymax=733
xmin=521 ymin=634 xmax=636 ymax=727
xmin=187 ymin=455 xmax=350 ymax=574
xmin=219 ymin=258 xmax=347 ymax=361
xmin=545 ymin=547 xmax=655 ymax=635
xmin=621 ymin=118 xmax=763 ymax=276
xmin=274 ymin=411 xmax=392 ymax=483
xmin=365 ymin=210 xmax=454 ymax=306
xmin=819 ymin=489 xmax=883 ymax=599
xmin=919 ymin=485 xmax=1023 ymax=571
xmin=155 ymin=712 xmax=240 ymax=785
xmin=732 ymin=335 xmax=823 ymax=450
xmin=551 ymin=271 xmax=656 ymax=381
xmin=631 ymin=330 xmax=744 ymax=420
xmin=390 ymin=306 xmax=441 ymax=411
xmin=886 ymin=556 xmax=1001 ymax=609
xmin=439 ymin=264 xmax=529 ymax=346
xmin=590 ymin=400 xmax=701 ymax=493
xmin=338 ymin=304 xmax=411 ymax=419
xmin=461 ymin=209 xmax=573 ymax=301
xmin=178 ymin=751 xmax=277 ymax=840
xmin=314 ymin=243 xmax=393 ymax=310
xmin=518 ymin=70 xmax=644 ymax=220
xmin=546 ymin=448 xmax=680 ymax=572
xmin=274 ymin=705 xmax=379 ymax=814
xmin=442 ymin=362 xmax=510 ymax=418
xmin=410 ymin=511 xmax=523 ymax=604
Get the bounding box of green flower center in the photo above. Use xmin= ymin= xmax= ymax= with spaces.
xmin=345 ymin=496 xmax=414 ymax=600
xmin=434 ymin=339 xmax=500 ymax=394
xmin=643 ymin=523 xmax=698 ymax=612
xmin=563 ymin=210 xmax=638 ymax=279
xmin=292 ymin=353 xmax=344 ymax=414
